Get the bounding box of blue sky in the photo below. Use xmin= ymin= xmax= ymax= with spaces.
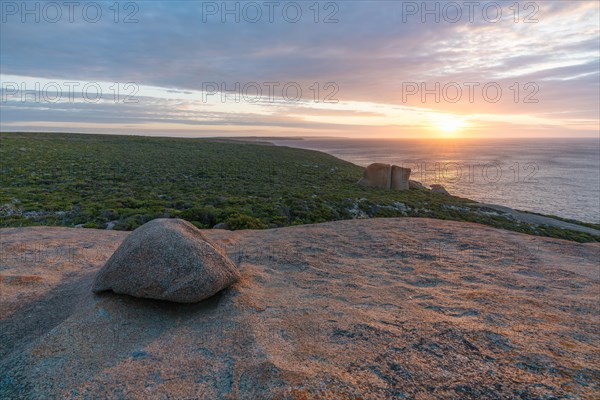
xmin=1 ymin=0 xmax=599 ymax=137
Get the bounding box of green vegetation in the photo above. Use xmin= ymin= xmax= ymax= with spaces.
xmin=1 ymin=132 xmax=598 ymax=242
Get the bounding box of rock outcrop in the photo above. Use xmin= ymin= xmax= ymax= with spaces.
xmin=357 ymin=163 xmax=391 ymax=189
xmin=92 ymin=218 xmax=240 ymax=303
xmin=358 ymin=163 xmax=411 ymax=190
xmin=390 ymin=165 xmax=411 ymax=190
xmin=2 ymin=220 xmax=599 ymax=399
xmin=409 ymin=179 xmax=426 ymax=190
xmin=430 ymin=184 xmax=450 ymax=195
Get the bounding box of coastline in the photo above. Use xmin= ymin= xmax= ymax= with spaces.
xmin=266 ymin=137 xmax=600 ymax=225
xmin=262 ymin=138 xmax=600 ymax=238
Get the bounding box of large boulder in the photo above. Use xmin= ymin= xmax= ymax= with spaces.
xmin=92 ymin=218 xmax=240 ymax=303
xmin=358 ymin=163 xmax=391 ymax=189
xmin=390 ymin=166 xmax=411 ymax=190
xmin=358 ymin=163 xmax=411 ymax=191
xmin=430 ymin=184 xmax=450 ymax=195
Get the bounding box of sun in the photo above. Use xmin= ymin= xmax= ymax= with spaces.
xmin=437 ymin=118 xmax=463 ymax=133
xmin=430 ymin=114 xmax=467 ymax=137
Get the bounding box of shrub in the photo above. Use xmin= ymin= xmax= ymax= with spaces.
xmin=180 ymin=206 xmax=217 ymax=227
xmin=225 ymin=213 xmax=267 ymax=230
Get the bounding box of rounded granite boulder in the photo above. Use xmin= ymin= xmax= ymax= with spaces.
xmin=92 ymin=218 xmax=240 ymax=303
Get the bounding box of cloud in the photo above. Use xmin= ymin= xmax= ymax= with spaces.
xmin=1 ymin=0 xmax=598 ymax=137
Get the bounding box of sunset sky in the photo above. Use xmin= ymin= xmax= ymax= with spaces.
xmin=1 ymin=0 xmax=598 ymax=138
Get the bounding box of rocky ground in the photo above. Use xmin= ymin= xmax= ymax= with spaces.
xmin=1 ymin=218 xmax=599 ymax=399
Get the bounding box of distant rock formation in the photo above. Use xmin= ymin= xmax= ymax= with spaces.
xmin=391 ymin=165 xmax=411 ymax=190
xmin=357 ymin=163 xmax=392 ymax=189
xmin=92 ymin=218 xmax=240 ymax=303
xmin=409 ymin=180 xmax=426 ymax=190
xmin=430 ymin=184 xmax=450 ymax=195
xmin=358 ymin=163 xmax=411 ymax=190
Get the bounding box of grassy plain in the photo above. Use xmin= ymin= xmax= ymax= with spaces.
xmin=1 ymin=132 xmax=598 ymax=242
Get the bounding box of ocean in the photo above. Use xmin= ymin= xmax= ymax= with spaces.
xmin=271 ymin=138 xmax=600 ymax=224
